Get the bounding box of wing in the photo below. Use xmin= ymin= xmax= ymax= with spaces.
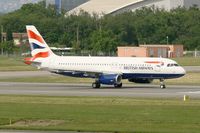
xmin=50 ymin=69 xmax=122 ymax=78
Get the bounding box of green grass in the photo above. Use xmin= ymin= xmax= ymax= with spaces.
xmin=0 ymin=95 xmax=200 ymax=133
xmin=172 ymin=57 xmax=200 ymax=66
xmin=0 ymin=56 xmax=36 ymax=71
xmin=155 ymin=72 xmax=200 ymax=85
xmin=0 ymin=72 xmax=199 ymax=85
xmin=0 ymin=74 xmax=93 ymax=83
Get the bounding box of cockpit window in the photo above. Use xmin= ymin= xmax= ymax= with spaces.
xmin=167 ymin=63 xmax=179 ymax=67
xmin=167 ymin=64 xmax=172 ymax=67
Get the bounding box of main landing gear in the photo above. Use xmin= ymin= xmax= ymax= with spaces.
xmin=160 ymin=79 xmax=166 ymax=89
xmin=114 ymin=83 xmax=123 ymax=88
xmin=92 ymin=81 xmax=101 ymax=88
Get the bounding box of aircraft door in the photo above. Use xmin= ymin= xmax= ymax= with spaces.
xmin=154 ymin=64 xmax=161 ymax=72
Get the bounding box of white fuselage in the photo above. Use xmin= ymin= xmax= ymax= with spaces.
xmin=39 ymin=55 xmax=186 ymax=79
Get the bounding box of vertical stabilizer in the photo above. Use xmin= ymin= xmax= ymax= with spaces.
xmin=26 ymin=25 xmax=55 ymax=60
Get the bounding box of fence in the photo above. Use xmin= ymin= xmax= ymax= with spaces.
xmin=184 ymin=51 xmax=200 ymax=57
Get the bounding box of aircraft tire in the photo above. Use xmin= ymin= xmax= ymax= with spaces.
xmin=92 ymin=82 xmax=101 ymax=88
xmin=114 ymin=83 xmax=122 ymax=88
xmin=160 ymin=84 xmax=166 ymax=89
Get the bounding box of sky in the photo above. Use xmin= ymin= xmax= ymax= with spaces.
xmin=0 ymin=0 xmax=42 ymax=13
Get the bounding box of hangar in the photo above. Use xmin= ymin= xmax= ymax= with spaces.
xmin=67 ymin=0 xmax=200 ymax=16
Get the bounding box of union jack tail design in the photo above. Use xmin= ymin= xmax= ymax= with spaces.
xmin=25 ymin=25 xmax=55 ymax=64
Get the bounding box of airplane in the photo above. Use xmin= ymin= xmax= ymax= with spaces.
xmin=24 ymin=25 xmax=186 ymax=89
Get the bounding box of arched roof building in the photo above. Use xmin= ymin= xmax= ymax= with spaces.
xmin=66 ymin=0 xmax=200 ymax=16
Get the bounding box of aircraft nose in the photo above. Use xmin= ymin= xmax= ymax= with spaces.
xmin=180 ymin=67 xmax=186 ymax=75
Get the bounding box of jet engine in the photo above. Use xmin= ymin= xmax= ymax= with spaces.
xmin=98 ymin=74 xmax=122 ymax=85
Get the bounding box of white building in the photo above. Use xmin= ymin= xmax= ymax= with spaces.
xmin=67 ymin=0 xmax=200 ymax=16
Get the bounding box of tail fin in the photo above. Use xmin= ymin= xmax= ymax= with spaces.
xmin=26 ymin=25 xmax=55 ymax=60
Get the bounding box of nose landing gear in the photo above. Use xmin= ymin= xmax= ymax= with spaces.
xmin=160 ymin=79 xmax=166 ymax=89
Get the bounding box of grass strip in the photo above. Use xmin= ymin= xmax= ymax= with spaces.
xmin=0 ymin=56 xmax=36 ymax=71
xmin=173 ymin=57 xmax=200 ymax=66
xmin=0 ymin=95 xmax=200 ymax=133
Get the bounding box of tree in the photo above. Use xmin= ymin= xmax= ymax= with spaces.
xmin=0 ymin=41 xmax=14 ymax=56
xmin=90 ymin=29 xmax=118 ymax=55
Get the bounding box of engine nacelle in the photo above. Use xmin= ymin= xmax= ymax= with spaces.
xmin=99 ymin=74 xmax=122 ymax=85
xmin=128 ymin=78 xmax=153 ymax=84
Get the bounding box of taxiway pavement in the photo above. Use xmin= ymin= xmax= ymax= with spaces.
xmin=0 ymin=82 xmax=199 ymax=98
xmin=184 ymin=66 xmax=200 ymax=72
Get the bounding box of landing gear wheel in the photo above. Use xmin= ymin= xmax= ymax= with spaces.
xmin=114 ymin=83 xmax=122 ymax=88
xmin=160 ymin=79 xmax=166 ymax=89
xmin=92 ymin=82 xmax=101 ymax=88
xmin=160 ymin=84 xmax=166 ymax=89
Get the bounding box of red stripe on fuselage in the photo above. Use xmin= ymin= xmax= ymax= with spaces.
xmin=145 ymin=61 xmax=164 ymax=66
xmin=145 ymin=61 xmax=161 ymax=64
xmin=27 ymin=30 xmax=44 ymax=44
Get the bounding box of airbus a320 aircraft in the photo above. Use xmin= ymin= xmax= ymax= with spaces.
xmin=24 ymin=25 xmax=186 ymax=89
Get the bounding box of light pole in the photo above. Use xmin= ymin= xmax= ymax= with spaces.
xmin=166 ymin=36 xmax=169 ymax=45
xmin=1 ymin=25 xmax=3 ymax=55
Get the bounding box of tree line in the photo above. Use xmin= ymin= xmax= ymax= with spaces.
xmin=0 ymin=2 xmax=200 ymax=55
